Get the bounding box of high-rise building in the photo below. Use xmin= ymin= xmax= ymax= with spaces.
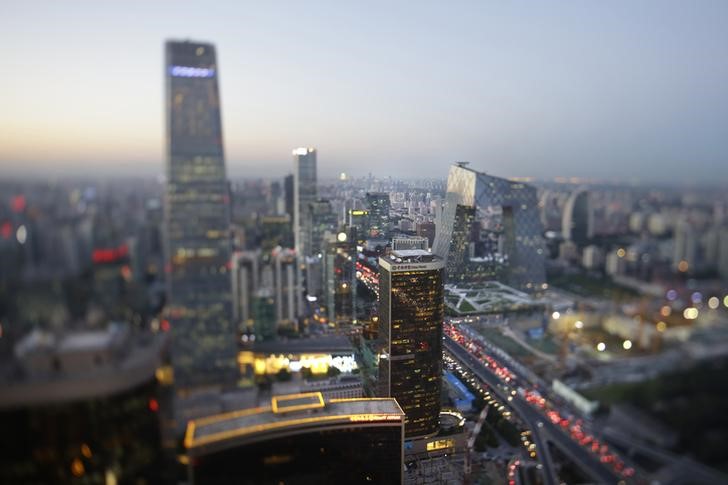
xmin=434 ymin=163 xmax=546 ymax=292
xmin=378 ymin=237 xmax=444 ymax=439
xmin=366 ymin=192 xmax=391 ymax=237
xmin=231 ymin=250 xmax=260 ymax=328
xmin=323 ymin=231 xmax=356 ymax=326
xmin=416 ymin=221 xmax=437 ymax=247
xmin=283 ymin=174 xmax=294 ymax=223
xmin=293 ymin=148 xmax=317 ymax=258
xmin=562 ymin=188 xmax=594 ymax=245
xmin=185 ymin=393 xmax=405 ymax=484
xmin=164 ymin=40 xmax=236 ymax=388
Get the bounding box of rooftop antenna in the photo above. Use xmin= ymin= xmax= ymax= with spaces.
xmin=455 ymin=161 xmax=470 ymax=168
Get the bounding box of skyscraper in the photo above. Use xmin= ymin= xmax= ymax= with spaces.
xmin=378 ymin=237 xmax=444 ymax=439
xmin=434 ymin=163 xmax=546 ymax=292
xmin=365 ymin=192 xmax=391 ymax=237
xmin=562 ymin=188 xmax=594 ymax=246
xmin=293 ymin=148 xmax=317 ymax=258
xmin=164 ymin=40 xmax=236 ymax=389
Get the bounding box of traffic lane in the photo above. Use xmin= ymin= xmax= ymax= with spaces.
xmin=445 ymin=340 xmax=557 ymax=485
xmin=445 ymin=338 xmax=620 ymax=485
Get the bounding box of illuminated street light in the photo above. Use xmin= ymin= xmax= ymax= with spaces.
xmin=622 ymin=340 xmax=632 ymax=350
xmin=552 ymin=311 xmax=560 ymax=320
xmin=596 ymin=342 xmax=606 ymax=352
xmin=683 ymin=307 xmax=699 ymax=320
xmin=574 ymin=320 xmax=584 ymax=329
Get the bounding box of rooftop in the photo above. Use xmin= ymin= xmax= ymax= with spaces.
xmin=185 ymin=393 xmax=404 ymax=455
xmin=251 ymin=335 xmax=354 ymax=354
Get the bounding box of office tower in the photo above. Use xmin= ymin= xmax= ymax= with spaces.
xmin=293 ymin=148 xmax=317 ymax=257
xmin=366 ymin=192 xmax=391 ymax=237
xmin=434 ymin=163 xmax=546 ymax=292
xmin=231 ymin=250 xmax=260 ymax=328
xmin=164 ymin=40 xmax=236 ymax=388
xmin=272 ymin=247 xmax=298 ymax=327
xmin=185 ymin=392 xmax=404 ymax=484
xmin=305 ymin=199 xmax=337 ymax=259
xmin=379 ymin=237 xmax=444 ymax=439
xmin=323 ymin=231 xmax=356 ymax=326
xmin=562 ymin=188 xmax=594 ymax=245
xmin=284 ymin=174 xmax=295 ymax=219
xmin=416 ymin=221 xmax=437 ymax=248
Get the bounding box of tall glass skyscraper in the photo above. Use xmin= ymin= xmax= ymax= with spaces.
xmin=378 ymin=237 xmax=444 ymax=439
xmin=164 ymin=40 xmax=236 ymax=389
xmin=293 ymin=147 xmax=317 ymax=258
xmin=434 ymin=163 xmax=546 ymax=292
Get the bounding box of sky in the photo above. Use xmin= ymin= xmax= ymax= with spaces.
xmin=1 ymin=1 xmax=727 ymax=183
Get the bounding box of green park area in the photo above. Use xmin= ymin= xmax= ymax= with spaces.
xmin=583 ymin=358 xmax=728 ymax=473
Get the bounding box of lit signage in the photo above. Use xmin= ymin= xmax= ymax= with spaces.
xmin=349 ymin=414 xmax=401 ymax=422
xmin=170 ymin=65 xmax=215 ymax=78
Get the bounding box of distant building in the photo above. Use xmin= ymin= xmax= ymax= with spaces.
xmin=323 ymin=231 xmax=356 ymax=326
xmin=366 ymin=192 xmax=391 ymax=237
xmin=293 ymin=148 xmax=317 ymax=258
xmin=283 ymin=173 xmax=294 ymax=222
xmin=416 ymin=221 xmax=437 ymax=247
xmin=379 ymin=237 xmax=444 ymax=438
xmin=434 ymin=163 xmax=546 ymax=292
xmin=185 ymin=393 xmax=405 ymax=484
xmin=0 ymin=325 xmax=166 ymax=484
xmin=305 ymin=199 xmax=337 ymax=259
xmin=164 ymin=40 xmax=236 ymax=389
xmin=582 ymin=245 xmax=605 ymax=270
xmin=231 ymin=250 xmax=260 ymax=328
xmin=562 ymin=188 xmax=594 ymax=245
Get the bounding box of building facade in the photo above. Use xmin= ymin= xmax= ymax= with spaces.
xmin=366 ymin=192 xmax=391 ymax=237
xmin=378 ymin=237 xmax=444 ymax=439
xmin=185 ymin=393 xmax=404 ymax=485
xmin=164 ymin=40 xmax=236 ymax=388
xmin=434 ymin=163 xmax=546 ymax=292
xmin=293 ymin=148 xmax=317 ymax=258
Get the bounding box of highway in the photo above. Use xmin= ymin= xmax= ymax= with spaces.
xmin=445 ymin=335 xmax=623 ymax=485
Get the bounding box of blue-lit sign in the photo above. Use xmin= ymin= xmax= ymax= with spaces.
xmin=170 ymin=65 xmax=215 ymax=78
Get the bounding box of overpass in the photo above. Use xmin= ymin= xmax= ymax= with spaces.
xmin=445 ymin=335 xmax=622 ymax=485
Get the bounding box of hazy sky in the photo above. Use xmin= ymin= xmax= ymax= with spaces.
xmin=1 ymin=1 xmax=727 ymax=182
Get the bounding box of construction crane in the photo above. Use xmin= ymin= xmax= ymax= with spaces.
xmin=464 ymin=404 xmax=489 ymax=484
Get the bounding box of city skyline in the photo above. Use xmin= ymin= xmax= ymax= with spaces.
xmin=2 ymin=1 xmax=728 ymax=183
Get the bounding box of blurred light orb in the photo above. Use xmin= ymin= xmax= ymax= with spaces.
xmin=16 ymin=225 xmax=27 ymax=244
xmin=666 ymin=289 xmax=678 ymax=301
xmin=551 ymin=311 xmax=560 ymax=320
xmin=596 ymin=342 xmax=606 ymax=352
xmin=622 ymin=340 xmax=632 ymax=350
xmin=683 ymin=307 xmax=699 ymax=320
xmin=708 ymin=297 xmax=719 ymax=310
xmin=574 ymin=320 xmax=584 ymax=329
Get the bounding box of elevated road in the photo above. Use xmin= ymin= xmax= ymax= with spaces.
xmin=445 ymin=335 xmax=622 ymax=485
